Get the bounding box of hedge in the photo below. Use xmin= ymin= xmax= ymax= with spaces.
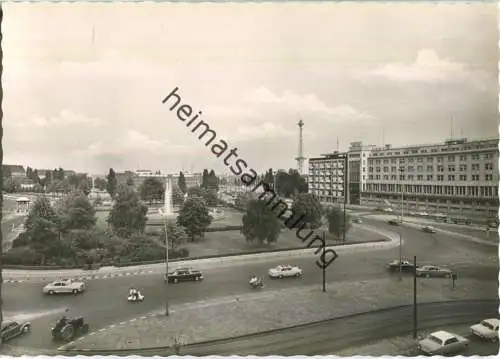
xmin=205 ymin=225 xmax=243 ymax=232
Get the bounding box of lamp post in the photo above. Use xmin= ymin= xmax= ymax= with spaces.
xmin=163 ymin=179 xmax=170 ymax=317
xmin=413 ymin=255 xmax=418 ymax=339
xmin=322 ymin=231 xmax=326 ymax=292
xmin=398 ymin=160 xmax=405 ymax=280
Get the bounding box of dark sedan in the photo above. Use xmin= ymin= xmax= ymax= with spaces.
xmin=1 ymin=320 xmax=31 ymax=342
xmin=416 ymin=265 xmax=453 ymax=278
xmin=165 ymin=267 xmax=204 ymax=283
xmin=387 ymin=219 xmax=400 ymax=225
xmin=387 ymin=259 xmax=417 ymax=273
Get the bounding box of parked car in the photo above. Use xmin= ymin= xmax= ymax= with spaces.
xmin=1 ymin=320 xmax=31 ymax=342
xmin=165 ymin=267 xmax=204 ymax=283
xmin=268 ymin=264 xmax=303 ymax=278
xmin=383 ymin=208 xmax=393 ymax=213
xmin=416 ymin=265 xmax=453 ymax=278
xmin=387 ymin=219 xmax=399 ymax=226
xmin=352 ymin=217 xmax=362 ymax=224
xmin=43 ymin=279 xmax=86 ymax=295
xmin=418 ymin=330 xmax=469 ymax=355
xmin=422 ymin=225 xmax=436 ymax=233
xmin=470 ymin=318 xmax=499 ymax=341
xmin=386 ymin=259 xmax=417 ymax=273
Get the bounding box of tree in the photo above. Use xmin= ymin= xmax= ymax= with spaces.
xmin=59 ymin=192 xmax=97 ymax=231
xmin=106 ymin=168 xmax=118 ymax=198
xmin=172 ymin=186 xmax=185 ymax=206
xmin=93 ymin=177 xmax=107 ymax=191
xmin=46 ymin=179 xmax=70 ymax=193
xmin=242 ymin=200 xmax=282 ymax=245
xmin=178 ymin=171 xmax=187 ymax=194
xmin=177 ymin=197 xmax=212 ymax=241
xmin=126 ymin=177 xmax=134 ymax=186
xmin=3 ymin=177 xmax=20 ymax=193
xmin=107 ymin=185 xmax=148 ymax=238
xmin=201 ymin=169 xmax=209 ymax=189
xmin=159 ymin=219 xmax=188 ymax=249
xmin=187 ymin=186 xmax=204 ymax=197
xmin=326 ymin=207 xmax=352 ymax=240
xmin=275 ymin=169 xmax=308 ymax=198
xmin=24 ymin=196 xmax=60 ymax=264
xmin=291 ymin=193 xmax=323 ymax=229
xmin=203 ymin=189 xmax=218 ymax=207
xmin=207 ymin=169 xmax=219 ymax=191
xmin=263 ymin=168 xmax=275 ymax=188
xmin=139 ymin=177 xmax=165 ymax=204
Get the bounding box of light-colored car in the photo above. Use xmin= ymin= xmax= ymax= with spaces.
xmin=1 ymin=320 xmax=31 ymax=342
xmin=383 ymin=208 xmax=393 ymax=213
xmin=422 ymin=225 xmax=436 ymax=233
xmin=470 ymin=318 xmax=499 ymax=341
xmin=268 ymin=264 xmax=303 ymax=279
xmin=352 ymin=217 xmax=362 ymax=224
xmin=416 ymin=265 xmax=453 ymax=278
xmin=43 ymin=279 xmax=86 ymax=295
xmin=418 ymin=330 xmax=469 ymax=355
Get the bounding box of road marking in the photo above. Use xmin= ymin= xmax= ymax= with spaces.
xmin=140 ymin=316 xmax=147 ymax=319
xmin=109 ymin=324 xmax=116 ymax=328
xmin=119 ymin=321 xmax=126 ymax=325
xmin=99 ymin=328 xmax=106 ymax=332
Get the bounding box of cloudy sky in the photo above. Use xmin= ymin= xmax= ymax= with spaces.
xmin=3 ymin=2 xmax=498 ymax=176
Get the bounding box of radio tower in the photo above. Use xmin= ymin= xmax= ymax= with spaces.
xmin=295 ymin=119 xmax=306 ymax=175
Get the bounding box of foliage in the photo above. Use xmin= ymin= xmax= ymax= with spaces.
xmin=201 ymin=169 xmax=219 ymax=191
xmin=107 ymin=185 xmax=148 ymax=238
xmin=275 ymin=169 xmax=308 ymax=198
xmin=59 ymin=192 xmax=97 ymax=231
xmin=235 ymin=192 xmax=258 ymax=210
xmin=122 ymin=233 xmax=166 ymax=262
xmin=291 ymin=193 xmax=323 ymax=229
xmin=24 ymin=196 xmax=60 ymax=263
xmin=187 ymin=186 xmax=217 ymax=207
xmin=178 ymin=171 xmax=187 ymax=193
xmin=126 ymin=177 xmax=134 ymax=186
xmin=158 ymin=219 xmax=188 ymax=249
xmin=187 ymin=186 xmax=203 ymax=197
xmin=139 ymin=177 xmax=165 ymax=204
xmin=326 ymin=207 xmax=352 ymax=239
xmin=3 ymin=247 xmax=41 ymax=266
xmin=46 ymin=179 xmax=71 ymax=193
xmin=242 ymin=200 xmax=282 ymax=245
xmin=3 ymin=177 xmax=20 ymax=193
xmin=93 ymin=177 xmax=107 ymax=191
xmin=172 ymin=186 xmax=185 ymax=206
xmin=263 ymin=168 xmax=275 ymax=188
xmin=106 ymin=168 xmax=118 ymax=198
xmin=177 ymin=197 xmax=212 ymax=241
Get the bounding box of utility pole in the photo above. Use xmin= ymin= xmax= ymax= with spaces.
xmin=413 ymin=255 xmax=418 ymax=339
xmin=398 ymin=232 xmax=403 ymax=281
xmin=322 ymin=232 xmax=326 ymax=292
xmin=163 ymin=178 xmax=171 ymax=316
xmin=342 ymin=155 xmax=348 ymax=244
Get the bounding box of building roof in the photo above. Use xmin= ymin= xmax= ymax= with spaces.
xmin=2 ymin=165 xmax=25 ymax=173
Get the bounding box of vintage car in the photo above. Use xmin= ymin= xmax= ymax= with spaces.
xmin=416 ymin=265 xmax=453 ymax=278
xmin=268 ymin=264 xmax=303 ymax=279
xmin=386 ymin=259 xmax=417 ymax=273
xmin=387 ymin=219 xmax=400 ymax=226
xmin=1 ymin=320 xmax=31 ymax=342
xmin=51 ymin=316 xmax=89 ymax=342
xmin=165 ymin=267 xmax=204 ymax=283
xmin=43 ymin=279 xmax=86 ymax=295
xmin=422 ymin=225 xmax=436 ymax=233
xmin=470 ymin=318 xmax=499 ymax=341
xmin=352 ymin=217 xmax=362 ymax=224
xmin=418 ymin=330 xmax=469 ymax=355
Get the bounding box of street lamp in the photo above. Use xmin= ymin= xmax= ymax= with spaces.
xmin=398 ymin=160 xmax=405 ymax=280
xmin=163 ymin=183 xmax=170 ymax=317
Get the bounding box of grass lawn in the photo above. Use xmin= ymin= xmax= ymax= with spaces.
xmin=208 ymin=207 xmax=243 ymax=227
xmin=182 ymin=224 xmax=382 ymax=258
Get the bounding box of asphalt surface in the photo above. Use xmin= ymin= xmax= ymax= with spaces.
xmin=65 ymin=300 xmax=498 ymax=356
xmin=4 ymin=218 xmax=498 ymax=350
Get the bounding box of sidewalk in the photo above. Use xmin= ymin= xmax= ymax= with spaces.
xmin=3 ymin=223 xmax=399 ymax=281
xmin=60 ymin=277 xmax=496 ymax=352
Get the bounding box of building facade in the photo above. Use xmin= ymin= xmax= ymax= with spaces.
xmin=309 ymin=137 xmax=499 ymax=219
xmin=308 ymin=152 xmax=349 ymax=204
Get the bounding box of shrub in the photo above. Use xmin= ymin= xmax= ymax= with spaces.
xmin=205 ymin=225 xmax=243 ymax=232
xmin=3 ymin=247 xmax=41 ymax=265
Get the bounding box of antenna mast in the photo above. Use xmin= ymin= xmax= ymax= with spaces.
xmin=294 ymin=119 xmax=307 ymax=175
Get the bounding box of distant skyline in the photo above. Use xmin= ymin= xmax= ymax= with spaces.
xmin=3 ymin=2 xmax=498 ymax=175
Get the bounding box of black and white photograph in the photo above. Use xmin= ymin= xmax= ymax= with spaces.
xmin=0 ymin=1 xmax=498 ymax=356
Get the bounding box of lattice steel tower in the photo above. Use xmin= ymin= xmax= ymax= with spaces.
xmin=295 ymin=119 xmax=306 ymax=175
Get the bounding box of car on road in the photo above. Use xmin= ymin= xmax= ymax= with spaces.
xmin=470 ymin=318 xmax=499 ymax=342
xmin=386 ymin=259 xmax=417 ymax=273
xmin=383 ymin=208 xmax=393 ymax=213
xmin=43 ymin=279 xmax=86 ymax=295
xmin=416 ymin=265 xmax=453 ymax=278
xmin=387 ymin=219 xmax=399 ymax=225
xmin=418 ymin=330 xmax=469 ymax=355
xmin=422 ymin=225 xmax=436 ymax=233
xmin=352 ymin=217 xmax=362 ymax=224
xmin=1 ymin=320 xmax=31 ymax=342
xmin=268 ymin=264 xmax=303 ymax=279
xmin=165 ymin=267 xmax=204 ymax=283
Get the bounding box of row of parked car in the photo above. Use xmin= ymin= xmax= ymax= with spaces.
xmin=386 ymin=259 xmax=455 ymax=278
xmin=418 ymin=318 xmax=499 ymax=355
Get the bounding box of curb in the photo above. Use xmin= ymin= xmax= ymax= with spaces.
xmin=3 ymin=225 xmax=399 ymax=281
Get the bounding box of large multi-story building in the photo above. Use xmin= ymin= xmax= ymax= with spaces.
xmin=308 ymin=137 xmax=499 ymax=219
xmin=308 ymin=152 xmax=349 ymax=204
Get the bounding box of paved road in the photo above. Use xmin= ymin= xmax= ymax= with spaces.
xmin=4 ymin=221 xmax=497 ymax=350
xmin=69 ymin=300 xmax=498 ymax=356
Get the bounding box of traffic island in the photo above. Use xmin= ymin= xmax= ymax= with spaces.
xmin=58 ymin=277 xmax=497 ymax=354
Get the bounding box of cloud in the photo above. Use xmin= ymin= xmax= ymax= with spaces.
xmin=72 ymin=130 xmax=193 ymax=157
xmin=11 ymin=110 xmax=103 ymax=128
xmin=234 ymin=122 xmax=294 ymax=141
xmin=366 ymin=49 xmax=490 ymax=90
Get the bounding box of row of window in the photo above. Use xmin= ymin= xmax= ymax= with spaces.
xmin=364 ymin=184 xmax=497 ymax=197
xmin=368 ymin=152 xmax=496 ymax=165
xmin=371 ymin=142 xmax=498 ymax=157
xmin=367 ymin=174 xmax=494 ymax=181
xmin=367 ymin=163 xmax=494 ymax=173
